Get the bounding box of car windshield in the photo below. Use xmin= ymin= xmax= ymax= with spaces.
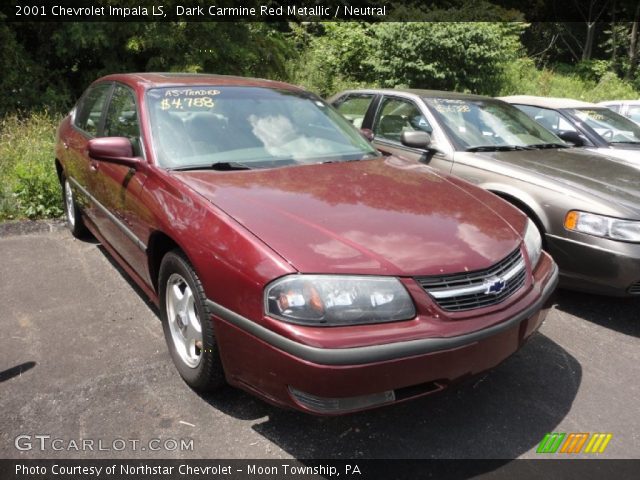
xmin=147 ymin=86 xmax=378 ymax=169
xmin=569 ymin=108 xmax=640 ymax=144
xmin=423 ymin=97 xmax=565 ymax=150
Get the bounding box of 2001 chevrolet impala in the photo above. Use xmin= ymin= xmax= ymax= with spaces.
xmin=55 ymin=73 xmax=558 ymax=414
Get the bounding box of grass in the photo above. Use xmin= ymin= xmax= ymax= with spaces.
xmin=0 ymin=112 xmax=63 ymax=220
xmin=501 ymin=58 xmax=640 ymax=102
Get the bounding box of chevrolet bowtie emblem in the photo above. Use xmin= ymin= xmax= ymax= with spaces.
xmin=484 ymin=277 xmax=506 ymax=295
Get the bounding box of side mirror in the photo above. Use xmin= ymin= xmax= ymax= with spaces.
xmin=360 ymin=128 xmax=375 ymax=142
xmin=401 ymin=130 xmax=431 ymax=149
xmin=88 ymin=137 xmax=140 ymax=168
xmin=557 ymin=130 xmax=585 ymax=147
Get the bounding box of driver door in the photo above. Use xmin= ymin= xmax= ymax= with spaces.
xmin=90 ymin=83 xmax=151 ymax=281
xmin=370 ymin=96 xmax=454 ymax=173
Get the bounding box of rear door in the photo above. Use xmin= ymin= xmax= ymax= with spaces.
xmin=65 ymin=82 xmax=114 ymax=223
xmin=332 ymin=93 xmax=377 ymax=130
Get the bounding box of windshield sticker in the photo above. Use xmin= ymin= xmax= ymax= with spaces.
xmin=157 ymin=88 xmax=220 ymax=111
xmin=432 ymin=99 xmax=471 ymax=113
xmin=581 ymin=110 xmax=606 ymax=121
xmin=163 ymin=88 xmax=221 ymax=97
xmin=160 ymin=96 xmax=215 ymax=110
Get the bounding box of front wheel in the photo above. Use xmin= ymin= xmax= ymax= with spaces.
xmin=62 ymin=175 xmax=88 ymax=238
xmin=159 ymin=250 xmax=225 ymax=391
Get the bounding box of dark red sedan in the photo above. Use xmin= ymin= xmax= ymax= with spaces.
xmin=55 ymin=73 xmax=558 ymax=414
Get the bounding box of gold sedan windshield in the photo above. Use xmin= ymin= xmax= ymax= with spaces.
xmin=425 ymin=98 xmax=564 ymax=151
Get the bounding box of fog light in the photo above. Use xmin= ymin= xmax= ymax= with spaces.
xmin=289 ymin=387 xmax=395 ymax=413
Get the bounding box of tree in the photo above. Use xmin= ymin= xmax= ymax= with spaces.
xmin=366 ymin=22 xmax=524 ymax=95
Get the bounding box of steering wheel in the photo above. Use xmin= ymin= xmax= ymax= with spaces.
xmin=600 ymin=129 xmax=614 ymax=141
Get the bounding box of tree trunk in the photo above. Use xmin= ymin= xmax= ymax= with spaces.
xmin=582 ymin=22 xmax=595 ymax=60
xmin=611 ymin=0 xmax=617 ymax=63
xmin=627 ymin=18 xmax=639 ymax=80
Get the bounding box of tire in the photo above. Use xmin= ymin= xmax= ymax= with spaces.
xmin=61 ymin=174 xmax=89 ymax=238
xmin=159 ymin=250 xmax=225 ymax=391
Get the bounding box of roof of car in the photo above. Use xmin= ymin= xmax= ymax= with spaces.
xmin=95 ymin=72 xmax=304 ymax=92
xmin=339 ymin=88 xmax=498 ymax=102
xmin=597 ymin=99 xmax=640 ymax=105
xmin=498 ymin=95 xmax=598 ymax=109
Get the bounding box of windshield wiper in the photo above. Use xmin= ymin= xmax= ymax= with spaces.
xmin=527 ymin=143 xmax=569 ymax=149
xmin=172 ymin=162 xmax=252 ymax=172
xmin=209 ymin=161 xmax=252 ymax=171
xmin=322 ymin=152 xmax=381 ymax=164
xmin=465 ymin=145 xmax=533 ymax=152
xmin=610 ymin=141 xmax=640 ymax=145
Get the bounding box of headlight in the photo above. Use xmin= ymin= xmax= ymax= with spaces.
xmin=523 ymin=218 xmax=542 ymax=268
xmin=565 ymin=211 xmax=640 ymax=242
xmin=265 ymin=275 xmax=416 ymax=326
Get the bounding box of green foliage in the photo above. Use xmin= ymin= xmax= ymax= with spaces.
xmin=290 ymin=23 xmax=375 ymax=96
xmin=501 ymin=57 xmax=639 ymax=102
xmin=291 ymin=22 xmax=525 ymax=97
xmin=0 ymin=112 xmax=63 ymax=220
xmin=590 ymin=72 xmax=640 ymax=102
xmin=575 ymin=59 xmax=614 ymax=82
xmin=366 ymin=22 xmax=524 ymax=95
xmin=0 ymin=22 xmax=294 ymax=116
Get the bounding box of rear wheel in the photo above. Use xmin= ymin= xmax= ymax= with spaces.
xmin=159 ymin=250 xmax=225 ymax=391
xmin=62 ymin=175 xmax=88 ymax=238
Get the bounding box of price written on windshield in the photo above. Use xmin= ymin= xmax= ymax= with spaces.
xmin=434 ymin=104 xmax=470 ymax=113
xmin=160 ymin=97 xmax=215 ymax=110
xmin=582 ymin=110 xmax=605 ymax=120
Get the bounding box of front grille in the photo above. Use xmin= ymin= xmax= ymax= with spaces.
xmin=416 ymin=248 xmax=527 ymax=312
xmin=628 ymin=282 xmax=640 ymax=295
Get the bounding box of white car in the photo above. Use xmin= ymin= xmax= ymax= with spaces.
xmin=500 ymin=95 xmax=640 ymax=168
xmin=598 ymin=100 xmax=640 ymax=126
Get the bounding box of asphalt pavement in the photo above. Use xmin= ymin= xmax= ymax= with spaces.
xmin=1 ymin=225 xmax=639 ymax=460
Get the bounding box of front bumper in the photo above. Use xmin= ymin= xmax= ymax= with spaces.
xmin=208 ymin=260 xmax=558 ymax=414
xmin=546 ymin=233 xmax=640 ymax=296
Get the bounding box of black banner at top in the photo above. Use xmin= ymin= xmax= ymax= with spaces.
xmin=1 ymin=0 xmax=640 ymax=22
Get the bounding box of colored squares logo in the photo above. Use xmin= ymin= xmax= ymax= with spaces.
xmin=537 ymin=433 xmax=612 ymax=454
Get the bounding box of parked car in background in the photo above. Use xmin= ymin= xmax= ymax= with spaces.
xmin=55 ymin=73 xmax=557 ymax=414
xmin=330 ymin=89 xmax=640 ymax=297
xmin=500 ymin=95 xmax=640 ymax=168
xmin=598 ymin=99 xmax=640 ymax=125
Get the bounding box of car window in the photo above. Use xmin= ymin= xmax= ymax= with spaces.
xmin=103 ymin=85 xmax=141 ymax=155
xmin=334 ymin=94 xmax=374 ymax=128
xmin=374 ymin=97 xmax=432 ymax=143
xmin=626 ymin=105 xmax=640 ymax=123
xmin=570 ymin=108 xmax=640 ymax=144
xmin=74 ymin=83 xmax=112 ymax=136
xmin=515 ymin=105 xmax=577 ymax=133
xmin=425 ymin=97 xmax=562 ymax=150
xmin=602 ymin=103 xmax=621 ymax=113
xmin=146 ymin=86 xmax=378 ymax=168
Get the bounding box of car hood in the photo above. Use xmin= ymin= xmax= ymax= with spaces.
xmin=464 ymin=148 xmax=640 ymax=214
xmin=173 ymin=157 xmax=523 ymax=276
xmin=587 ymin=147 xmax=640 ymax=169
